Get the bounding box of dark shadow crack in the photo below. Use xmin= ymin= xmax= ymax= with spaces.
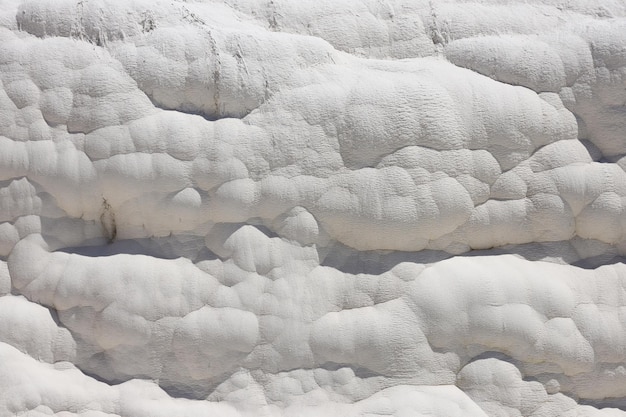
xmin=580 ymin=397 xmax=626 ymax=411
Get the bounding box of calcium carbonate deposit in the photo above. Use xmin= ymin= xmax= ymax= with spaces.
xmin=2 ymin=0 xmax=626 ymax=415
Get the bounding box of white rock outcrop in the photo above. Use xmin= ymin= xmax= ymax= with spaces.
xmin=2 ymin=0 xmax=626 ymax=415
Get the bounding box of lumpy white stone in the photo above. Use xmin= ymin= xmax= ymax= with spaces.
xmin=3 ymin=0 xmax=626 ymax=415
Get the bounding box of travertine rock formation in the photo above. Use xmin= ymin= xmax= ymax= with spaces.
xmin=2 ymin=0 xmax=626 ymax=415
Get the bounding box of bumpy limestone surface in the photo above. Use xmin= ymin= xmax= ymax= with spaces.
xmin=2 ymin=0 xmax=626 ymax=415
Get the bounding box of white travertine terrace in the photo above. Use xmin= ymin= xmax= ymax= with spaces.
xmin=2 ymin=0 xmax=626 ymax=415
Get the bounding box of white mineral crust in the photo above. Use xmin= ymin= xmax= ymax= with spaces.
xmin=2 ymin=0 xmax=626 ymax=415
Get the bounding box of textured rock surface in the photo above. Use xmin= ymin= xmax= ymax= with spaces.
xmin=2 ymin=0 xmax=626 ymax=415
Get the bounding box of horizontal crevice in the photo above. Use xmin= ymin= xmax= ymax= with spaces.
xmin=58 ymin=235 xmax=217 ymax=263
xmin=320 ymin=238 xmax=626 ymax=276
xmin=580 ymin=397 xmax=626 ymax=411
xmin=144 ymin=94 xmax=252 ymax=123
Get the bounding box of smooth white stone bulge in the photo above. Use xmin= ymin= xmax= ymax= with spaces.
xmin=2 ymin=0 xmax=626 ymax=415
